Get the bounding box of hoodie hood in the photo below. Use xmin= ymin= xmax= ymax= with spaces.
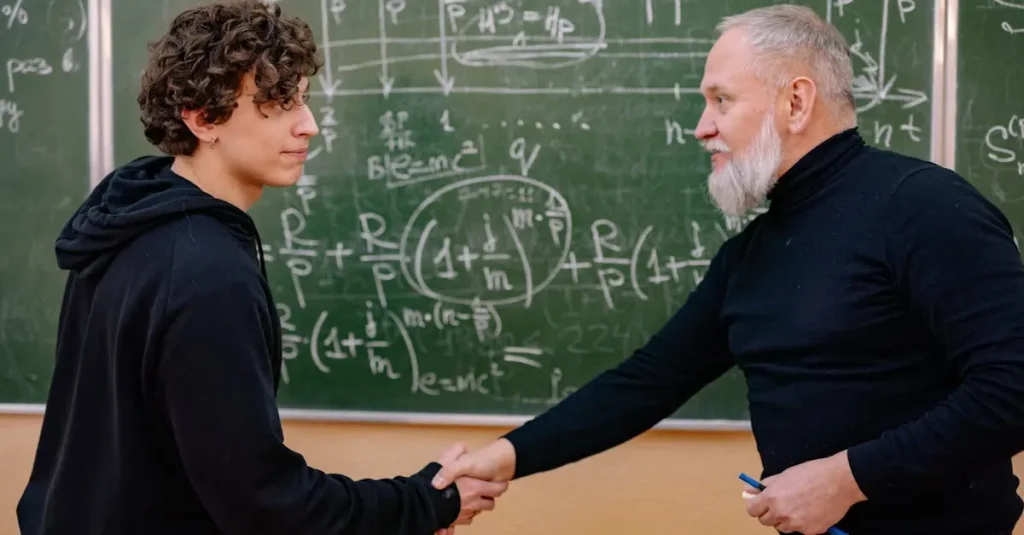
xmin=56 ymin=155 xmax=263 ymax=278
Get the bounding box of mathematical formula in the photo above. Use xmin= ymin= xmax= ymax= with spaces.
xmin=268 ymin=72 xmax=763 ymax=405
xmin=0 ymin=0 xmax=945 ymax=414
xmin=986 ymin=115 xmax=1024 ymax=177
xmin=310 ymin=0 xmax=930 ymax=117
xmin=252 ymin=0 xmax=939 ymax=407
xmin=1 ymin=0 xmax=86 ymax=136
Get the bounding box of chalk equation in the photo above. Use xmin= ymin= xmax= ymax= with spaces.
xmin=0 ymin=0 xmax=86 ymax=135
xmin=365 ymin=109 xmax=487 ymax=189
xmin=985 ymin=114 xmax=1024 ymax=177
xmin=252 ymin=0 xmax=935 ymax=410
xmin=985 ymin=115 xmax=1024 ymax=205
xmin=269 ymin=179 xmax=717 ymax=309
xmin=264 ymin=99 xmax=734 ymax=400
xmin=276 ymin=298 xmax=579 ymax=401
xmin=310 ymin=0 xmax=929 ymax=119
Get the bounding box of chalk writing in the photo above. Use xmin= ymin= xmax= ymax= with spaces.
xmin=0 ymin=98 xmax=22 ymax=132
xmin=1 ymin=0 xmax=27 ymax=29
xmin=985 ymin=115 xmax=1024 ymax=177
xmin=242 ymin=0 xmax=937 ymax=411
xmin=1 ymin=0 xmax=86 ymax=139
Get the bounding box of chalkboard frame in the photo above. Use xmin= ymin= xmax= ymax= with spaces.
xmin=943 ymin=0 xmax=959 ymax=170
xmin=0 ymin=0 xmax=959 ymax=431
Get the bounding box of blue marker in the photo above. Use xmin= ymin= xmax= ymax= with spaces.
xmin=738 ymin=473 xmax=849 ymax=535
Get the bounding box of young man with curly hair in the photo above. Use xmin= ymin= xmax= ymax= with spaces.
xmin=16 ymin=2 xmax=505 ymax=534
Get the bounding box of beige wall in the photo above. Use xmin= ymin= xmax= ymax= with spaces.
xmin=2 ymin=413 xmax=1023 ymax=534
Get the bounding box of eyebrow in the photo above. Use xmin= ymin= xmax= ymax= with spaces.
xmin=701 ymin=83 xmax=722 ymax=95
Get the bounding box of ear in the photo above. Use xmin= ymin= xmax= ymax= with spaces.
xmin=781 ymin=76 xmax=817 ymax=134
xmin=180 ymin=108 xmax=217 ymax=145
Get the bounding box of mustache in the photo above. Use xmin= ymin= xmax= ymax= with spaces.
xmin=702 ymin=139 xmax=730 ymax=153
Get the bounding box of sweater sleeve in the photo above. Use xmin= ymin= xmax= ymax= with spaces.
xmin=847 ymin=167 xmax=1024 ymax=499
xmin=157 ymin=279 xmax=460 ymax=535
xmin=502 ymin=238 xmax=737 ymax=478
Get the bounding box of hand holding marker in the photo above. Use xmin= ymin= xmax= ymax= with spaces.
xmin=738 ymin=473 xmax=849 ymax=535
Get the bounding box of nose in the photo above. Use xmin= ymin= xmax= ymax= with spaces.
xmin=694 ymin=106 xmax=717 ymax=141
xmin=295 ymin=104 xmax=319 ymax=138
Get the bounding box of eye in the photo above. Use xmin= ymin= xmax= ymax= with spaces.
xmin=288 ymin=91 xmax=310 ymax=108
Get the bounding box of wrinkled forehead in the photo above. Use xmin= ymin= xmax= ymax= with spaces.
xmin=700 ymin=29 xmax=758 ymax=93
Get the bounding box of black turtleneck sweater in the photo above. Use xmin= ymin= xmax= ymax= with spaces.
xmin=502 ymin=129 xmax=1024 ymax=534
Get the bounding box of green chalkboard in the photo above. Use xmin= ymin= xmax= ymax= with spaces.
xmin=955 ymin=1 xmax=1024 ymax=247
xmin=0 ymin=0 xmax=90 ymax=404
xmin=104 ymin=0 xmax=934 ymax=422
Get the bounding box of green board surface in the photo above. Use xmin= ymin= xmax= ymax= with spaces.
xmin=5 ymin=0 xmax=937 ymax=423
xmin=0 ymin=0 xmax=90 ymax=403
xmin=955 ymin=1 xmax=1024 ymax=247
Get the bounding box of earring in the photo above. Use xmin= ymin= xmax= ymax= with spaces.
xmin=208 ymin=138 xmax=217 ymax=149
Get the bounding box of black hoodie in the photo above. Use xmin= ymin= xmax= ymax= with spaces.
xmin=17 ymin=156 xmax=461 ymax=535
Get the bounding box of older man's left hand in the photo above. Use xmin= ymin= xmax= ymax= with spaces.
xmin=743 ymin=451 xmax=866 ymax=534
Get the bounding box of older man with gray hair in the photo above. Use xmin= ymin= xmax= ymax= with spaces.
xmin=431 ymin=5 xmax=1024 ymax=535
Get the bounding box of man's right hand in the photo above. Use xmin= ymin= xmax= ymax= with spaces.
xmin=432 ymin=438 xmax=517 ymax=489
xmin=434 ymin=443 xmax=511 ymax=529
xmin=433 ymin=439 xmax=517 ymax=535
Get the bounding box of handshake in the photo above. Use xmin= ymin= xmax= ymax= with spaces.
xmin=428 ymin=438 xmax=518 ymax=534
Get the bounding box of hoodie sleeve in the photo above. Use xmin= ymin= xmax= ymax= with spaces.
xmin=156 ymin=278 xmax=460 ymax=535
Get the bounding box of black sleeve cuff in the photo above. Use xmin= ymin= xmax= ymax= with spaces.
xmin=846 ymin=442 xmax=894 ymax=500
xmin=500 ymin=428 xmax=531 ymax=479
xmin=412 ymin=462 xmax=461 ymax=529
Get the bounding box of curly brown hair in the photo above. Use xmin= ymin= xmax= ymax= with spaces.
xmin=137 ymin=0 xmax=322 ymax=155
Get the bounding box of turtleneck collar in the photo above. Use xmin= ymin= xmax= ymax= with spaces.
xmin=766 ymin=127 xmax=866 ymax=214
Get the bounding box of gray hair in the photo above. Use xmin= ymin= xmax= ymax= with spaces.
xmin=717 ymin=5 xmax=856 ymax=122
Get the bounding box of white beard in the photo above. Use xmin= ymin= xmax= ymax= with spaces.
xmin=704 ymin=111 xmax=784 ymax=217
